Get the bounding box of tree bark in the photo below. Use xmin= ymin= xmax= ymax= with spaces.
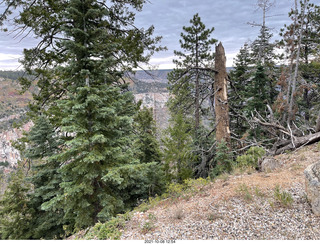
xmin=214 ymin=42 xmax=230 ymax=145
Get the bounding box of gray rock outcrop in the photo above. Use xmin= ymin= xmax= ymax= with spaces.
xmin=304 ymin=162 xmax=320 ymax=216
xmin=260 ymin=157 xmax=282 ymax=172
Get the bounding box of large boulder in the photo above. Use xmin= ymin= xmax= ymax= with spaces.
xmin=260 ymin=157 xmax=282 ymax=172
xmin=304 ymin=162 xmax=320 ymax=216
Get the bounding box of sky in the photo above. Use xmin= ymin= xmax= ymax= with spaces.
xmin=0 ymin=0 xmax=314 ymax=70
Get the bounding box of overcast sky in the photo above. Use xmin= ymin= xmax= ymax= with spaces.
xmin=0 ymin=0 xmax=316 ymax=70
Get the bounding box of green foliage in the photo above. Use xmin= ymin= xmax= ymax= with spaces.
xmin=141 ymin=213 xmax=157 ymax=234
xmin=20 ymin=116 xmax=66 ymax=239
xmin=86 ymin=218 xmax=124 ymax=240
xmin=39 ymin=85 xmax=164 ymax=230
xmin=273 ymin=185 xmax=293 ymax=208
xmin=236 ymin=184 xmax=266 ymax=203
xmin=0 ymin=161 xmax=9 ymax=167
xmin=0 ymin=70 xmax=27 ymax=81
xmin=165 ymin=177 xmax=210 ymax=199
xmin=25 ymin=116 xmax=60 ymax=159
xmin=162 ymin=113 xmax=195 ymax=183
xmin=191 ymin=126 xmax=216 ymax=178
xmin=168 ymin=13 xmax=217 ymax=129
xmin=246 ymin=64 xmax=270 ymax=115
xmin=229 ymin=43 xmax=252 ymax=137
xmin=83 ymin=211 xmax=132 ymax=240
xmin=210 ymin=140 xmax=234 ymax=178
xmin=229 ymin=23 xmax=280 ymax=145
xmin=166 ymin=182 xmax=185 ymax=199
xmin=236 ymin=183 xmax=253 ymax=202
xmin=0 ymin=168 xmax=33 ymax=240
xmin=1 ymin=0 xmax=165 ymax=238
xmin=133 ymin=106 xmax=162 ymax=164
xmin=235 ymin=146 xmax=266 ymax=171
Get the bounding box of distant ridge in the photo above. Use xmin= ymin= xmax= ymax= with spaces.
xmin=0 ymin=68 xmax=235 ymax=84
xmin=131 ymin=67 xmax=234 ymax=84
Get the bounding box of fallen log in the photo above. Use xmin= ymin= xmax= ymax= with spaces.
xmin=271 ymin=131 xmax=320 ymax=155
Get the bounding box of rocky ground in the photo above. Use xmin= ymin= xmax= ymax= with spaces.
xmin=119 ymin=144 xmax=320 ymax=240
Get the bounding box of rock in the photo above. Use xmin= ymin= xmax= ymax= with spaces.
xmin=0 ymin=121 xmax=33 ymax=167
xmin=260 ymin=157 xmax=282 ymax=172
xmin=134 ymin=93 xmax=170 ymax=130
xmin=304 ymin=162 xmax=320 ymax=216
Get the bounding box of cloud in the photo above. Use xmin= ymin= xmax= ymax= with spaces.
xmin=0 ymin=0 xmax=318 ymax=70
xmin=0 ymin=53 xmax=22 ymax=70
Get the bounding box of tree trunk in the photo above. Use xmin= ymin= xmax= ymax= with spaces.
xmin=288 ymin=0 xmax=307 ymax=124
xmin=214 ymin=42 xmax=230 ymax=145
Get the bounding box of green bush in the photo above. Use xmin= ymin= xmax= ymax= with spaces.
xmin=166 ymin=182 xmax=185 ymax=198
xmin=235 ymin=146 xmax=266 ymax=170
xmin=0 ymin=161 xmax=9 ymax=167
xmin=85 ymin=212 xmax=131 ymax=240
xmin=210 ymin=140 xmax=234 ymax=178
xmin=273 ymin=185 xmax=293 ymax=208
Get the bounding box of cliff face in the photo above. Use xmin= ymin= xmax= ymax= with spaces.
xmin=0 ymin=122 xmax=33 ymax=167
xmin=134 ymin=92 xmax=170 ymax=130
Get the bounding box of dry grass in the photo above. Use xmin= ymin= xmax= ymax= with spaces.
xmin=121 ymin=144 xmax=320 ymax=240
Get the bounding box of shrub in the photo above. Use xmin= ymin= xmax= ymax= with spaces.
xmin=235 ymin=146 xmax=266 ymax=171
xmin=85 ymin=213 xmax=129 ymax=240
xmin=236 ymin=183 xmax=253 ymax=202
xmin=166 ymin=182 xmax=185 ymax=198
xmin=141 ymin=213 xmax=157 ymax=234
xmin=273 ymin=185 xmax=293 ymax=208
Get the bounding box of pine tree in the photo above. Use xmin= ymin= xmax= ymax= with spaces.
xmin=166 ymin=13 xmax=217 ymax=179
xmin=39 ymin=85 xmax=138 ymax=229
xmin=250 ymin=26 xmax=279 ymax=107
xmin=168 ymin=13 xmax=217 ymax=131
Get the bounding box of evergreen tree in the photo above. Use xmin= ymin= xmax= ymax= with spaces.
xmin=1 ymin=0 xmax=164 ymax=236
xmin=246 ymin=63 xmax=269 ymax=115
xmin=162 ymin=113 xmax=194 ymax=183
xmin=0 ymin=168 xmax=32 ymax=240
xmin=133 ymin=106 xmax=162 ymax=164
xmin=167 ymin=13 xmax=217 ymax=131
xmin=166 ymin=13 xmax=217 ymax=179
xmin=229 ymin=43 xmax=252 ymax=137
xmin=24 ymin=116 xmax=67 ymax=239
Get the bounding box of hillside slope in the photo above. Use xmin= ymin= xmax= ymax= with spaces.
xmin=74 ymin=144 xmax=320 ymax=240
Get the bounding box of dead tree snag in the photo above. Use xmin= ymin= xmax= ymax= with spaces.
xmin=214 ymin=42 xmax=230 ymax=145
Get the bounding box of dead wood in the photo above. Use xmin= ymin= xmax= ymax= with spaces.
xmin=271 ymin=131 xmax=320 ymax=155
xmin=214 ymin=42 xmax=230 ymax=145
